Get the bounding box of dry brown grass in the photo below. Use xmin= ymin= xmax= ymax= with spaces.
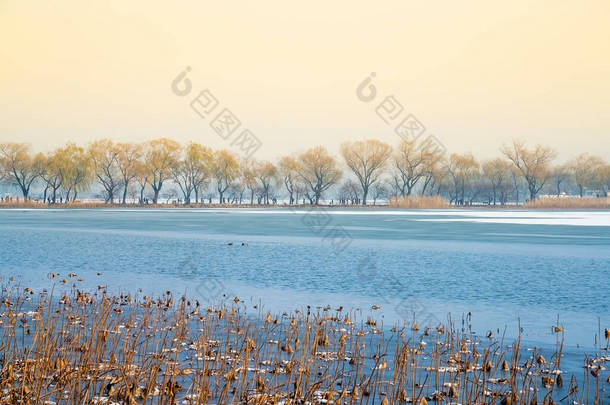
xmin=388 ymin=195 xmax=450 ymax=209
xmin=4 ymin=196 xmax=610 ymax=210
xmin=524 ymin=197 xmax=610 ymax=209
xmin=0 ymin=279 xmax=603 ymax=404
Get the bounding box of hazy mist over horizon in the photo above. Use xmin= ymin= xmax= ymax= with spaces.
xmin=1 ymin=1 xmax=609 ymax=161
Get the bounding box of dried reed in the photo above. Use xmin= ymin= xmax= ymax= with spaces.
xmin=0 ymin=281 xmax=606 ymax=404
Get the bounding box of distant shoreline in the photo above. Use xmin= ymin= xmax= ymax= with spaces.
xmin=1 ymin=202 xmax=610 ymax=210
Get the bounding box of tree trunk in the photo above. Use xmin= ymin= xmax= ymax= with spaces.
xmin=19 ymin=184 xmax=29 ymax=199
xmin=529 ymin=184 xmax=537 ymax=201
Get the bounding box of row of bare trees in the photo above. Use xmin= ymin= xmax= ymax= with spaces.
xmin=0 ymin=139 xmax=340 ymax=205
xmin=436 ymin=142 xmax=610 ymax=205
xmin=1 ymin=138 xmax=608 ymax=205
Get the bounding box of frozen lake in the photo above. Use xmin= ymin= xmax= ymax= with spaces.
xmin=0 ymin=208 xmax=608 ymax=352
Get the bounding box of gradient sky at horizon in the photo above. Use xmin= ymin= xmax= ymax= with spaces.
xmin=1 ymin=1 xmax=609 ymax=162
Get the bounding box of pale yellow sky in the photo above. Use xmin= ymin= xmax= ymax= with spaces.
xmin=1 ymin=0 xmax=609 ymax=161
